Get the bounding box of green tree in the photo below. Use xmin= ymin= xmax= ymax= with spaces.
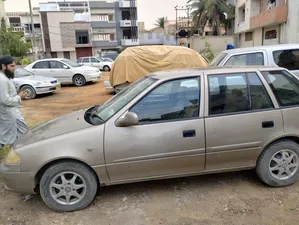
xmin=1 ymin=17 xmax=6 ymax=31
xmin=0 ymin=28 xmax=30 ymax=57
xmin=154 ymin=17 xmax=165 ymax=28
xmin=199 ymin=37 xmax=214 ymax=62
xmin=188 ymin=0 xmax=235 ymax=35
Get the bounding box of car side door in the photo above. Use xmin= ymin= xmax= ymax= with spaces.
xmin=81 ymin=57 xmax=91 ymax=67
xmin=90 ymin=57 xmax=103 ymax=70
xmin=204 ymin=70 xmax=283 ymax=170
xmin=104 ymin=76 xmax=206 ymax=182
xmin=49 ymin=61 xmax=73 ymax=84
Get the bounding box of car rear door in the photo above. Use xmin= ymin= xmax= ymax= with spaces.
xmin=204 ymin=69 xmax=283 ymax=170
xmin=31 ymin=61 xmax=51 ymax=77
xmin=90 ymin=57 xmax=103 ymax=70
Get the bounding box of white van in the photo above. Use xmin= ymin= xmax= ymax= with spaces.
xmin=211 ymin=44 xmax=299 ymax=77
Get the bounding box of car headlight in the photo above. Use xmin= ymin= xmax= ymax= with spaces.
xmin=35 ymin=81 xmax=51 ymax=86
xmin=5 ymin=148 xmax=21 ymax=165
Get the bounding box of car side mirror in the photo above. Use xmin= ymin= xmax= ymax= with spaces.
xmin=115 ymin=112 xmax=139 ymax=127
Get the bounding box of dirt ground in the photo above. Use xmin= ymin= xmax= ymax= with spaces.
xmin=1 ymin=74 xmax=299 ymax=225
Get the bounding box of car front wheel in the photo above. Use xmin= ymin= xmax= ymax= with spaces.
xmin=40 ymin=161 xmax=98 ymax=212
xmin=73 ymin=75 xmax=86 ymax=87
xmin=20 ymin=85 xmax=36 ymax=100
xmin=256 ymin=140 xmax=299 ymax=187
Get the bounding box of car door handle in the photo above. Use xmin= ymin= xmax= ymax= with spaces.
xmin=183 ymin=129 xmax=196 ymax=138
xmin=262 ymin=121 xmax=274 ymax=128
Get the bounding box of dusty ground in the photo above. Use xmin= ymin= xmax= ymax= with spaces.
xmin=1 ymin=74 xmax=299 ymax=225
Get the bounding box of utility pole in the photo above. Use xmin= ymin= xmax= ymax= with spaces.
xmin=28 ymin=0 xmax=37 ymax=60
xmin=175 ymin=5 xmax=191 ymax=47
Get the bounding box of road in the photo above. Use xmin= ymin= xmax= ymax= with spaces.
xmin=1 ymin=75 xmax=299 ymax=225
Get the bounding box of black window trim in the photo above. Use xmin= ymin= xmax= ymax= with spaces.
xmin=128 ymin=76 xmax=202 ymax=126
xmin=207 ymin=72 xmax=275 ymax=118
xmin=261 ymin=70 xmax=299 ymax=109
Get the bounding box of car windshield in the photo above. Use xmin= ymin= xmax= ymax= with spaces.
xmin=61 ymin=59 xmax=81 ymax=67
xmin=14 ymin=68 xmax=34 ymax=78
xmin=210 ymin=52 xmax=228 ymax=66
xmin=94 ymin=76 xmax=157 ymax=122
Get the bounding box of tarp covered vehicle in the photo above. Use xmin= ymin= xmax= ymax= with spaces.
xmin=104 ymin=45 xmax=208 ymax=93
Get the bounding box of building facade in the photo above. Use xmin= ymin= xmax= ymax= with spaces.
xmin=90 ymin=0 xmax=138 ymax=56
xmin=234 ymin=0 xmax=299 ymax=48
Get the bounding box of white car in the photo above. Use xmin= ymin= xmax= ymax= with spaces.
xmin=13 ymin=68 xmax=61 ymax=100
xmin=26 ymin=58 xmax=102 ymax=87
xmin=77 ymin=57 xmax=113 ymax=71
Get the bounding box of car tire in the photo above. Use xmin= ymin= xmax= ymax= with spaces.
xmin=20 ymin=85 xmax=36 ymax=100
xmin=40 ymin=161 xmax=98 ymax=212
xmin=256 ymin=140 xmax=299 ymax=187
xmin=103 ymin=65 xmax=110 ymax=72
xmin=73 ymin=74 xmax=86 ymax=87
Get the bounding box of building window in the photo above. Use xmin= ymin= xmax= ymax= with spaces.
xmin=238 ymin=5 xmax=245 ymax=24
xmin=245 ymin=32 xmax=253 ymax=41
xmin=98 ymin=34 xmax=111 ymax=41
xmin=97 ymin=15 xmax=109 ymax=21
xmin=265 ymin=30 xmax=277 ymax=39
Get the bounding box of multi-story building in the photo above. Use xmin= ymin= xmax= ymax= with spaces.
xmin=234 ymin=0 xmax=299 ymax=48
xmin=90 ymin=0 xmax=138 ymax=56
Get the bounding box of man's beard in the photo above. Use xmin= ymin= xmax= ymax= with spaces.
xmin=5 ymin=69 xmax=14 ymax=79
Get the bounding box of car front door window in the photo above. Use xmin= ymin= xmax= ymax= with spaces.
xmin=225 ymin=53 xmax=264 ymax=66
xmin=130 ymin=78 xmax=200 ymax=123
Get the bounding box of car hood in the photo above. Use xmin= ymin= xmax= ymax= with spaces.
xmin=15 ymin=109 xmax=93 ymax=148
xmin=14 ymin=75 xmax=57 ymax=82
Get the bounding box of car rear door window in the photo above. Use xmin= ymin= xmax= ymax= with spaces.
xmin=130 ymin=78 xmax=200 ymax=123
xmin=273 ymin=49 xmax=299 ymax=70
xmin=225 ymin=53 xmax=264 ymax=66
xmin=247 ymin=73 xmax=273 ymax=110
xmin=208 ymin=73 xmax=250 ymax=115
xmin=262 ymin=70 xmax=299 ymax=107
xmin=32 ymin=61 xmax=50 ymax=69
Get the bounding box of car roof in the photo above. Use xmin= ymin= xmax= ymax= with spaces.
xmin=34 ymin=58 xmax=66 ymax=62
xmin=221 ymin=44 xmax=299 ymax=54
xmin=150 ymin=66 xmax=286 ymax=80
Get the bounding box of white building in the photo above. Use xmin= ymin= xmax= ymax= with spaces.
xmin=235 ymin=0 xmax=299 ymax=48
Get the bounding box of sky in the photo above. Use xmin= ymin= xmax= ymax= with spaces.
xmin=5 ymin=0 xmax=188 ymax=29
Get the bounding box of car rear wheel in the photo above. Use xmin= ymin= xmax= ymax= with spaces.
xmin=40 ymin=161 xmax=98 ymax=212
xmin=256 ymin=140 xmax=299 ymax=187
xmin=103 ymin=65 xmax=110 ymax=72
xmin=73 ymin=75 xmax=86 ymax=87
xmin=20 ymin=85 xmax=36 ymax=100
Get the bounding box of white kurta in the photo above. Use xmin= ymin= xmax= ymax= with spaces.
xmin=0 ymin=72 xmax=28 ymax=145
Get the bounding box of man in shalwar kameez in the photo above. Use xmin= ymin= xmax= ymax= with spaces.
xmin=0 ymin=56 xmax=28 ymax=150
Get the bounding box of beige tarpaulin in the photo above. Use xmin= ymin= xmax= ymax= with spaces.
xmin=109 ymin=45 xmax=208 ymax=87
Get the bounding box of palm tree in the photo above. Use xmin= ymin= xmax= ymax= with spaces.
xmin=188 ymin=0 xmax=235 ymax=35
xmin=154 ymin=17 xmax=165 ymax=28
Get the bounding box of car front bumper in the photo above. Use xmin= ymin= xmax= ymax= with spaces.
xmin=35 ymin=83 xmax=61 ymax=94
xmin=0 ymin=162 xmax=36 ymax=194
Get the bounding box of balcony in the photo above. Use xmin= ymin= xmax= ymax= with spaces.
xmin=121 ymin=39 xmax=139 ymax=46
xmin=89 ymin=1 xmax=115 ymax=8
xmin=120 ymin=20 xmax=138 ymax=27
xmin=92 ymin=40 xmax=119 ymax=47
xmin=250 ymin=3 xmax=287 ymax=29
xmin=119 ymin=1 xmax=136 ymax=8
xmin=91 ymin=21 xmax=116 ymax=28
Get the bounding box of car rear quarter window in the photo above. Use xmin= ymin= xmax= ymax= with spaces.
xmin=224 ymin=52 xmax=264 ymax=66
xmin=273 ymin=49 xmax=299 ymax=70
xmin=32 ymin=61 xmax=50 ymax=69
xmin=262 ymin=70 xmax=299 ymax=107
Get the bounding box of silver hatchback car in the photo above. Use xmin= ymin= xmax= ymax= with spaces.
xmin=1 ymin=67 xmax=299 ymax=212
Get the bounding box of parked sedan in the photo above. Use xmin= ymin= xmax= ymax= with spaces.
xmin=77 ymin=56 xmax=113 ymax=71
xmin=26 ymin=58 xmax=102 ymax=87
xmin=2 ymin=67 xmax=299 ymax=212
xmin=13 ymin=68 xmax=61 ymax=100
